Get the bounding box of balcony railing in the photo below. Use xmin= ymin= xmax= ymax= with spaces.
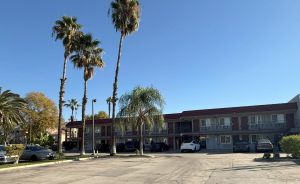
xmin=248 ymin=122 xmax=286 ymax=130
xmin=114 ymin=130 xmax=168 ymax=137
xmin=200 ymin=125 xmax=232 ymax=132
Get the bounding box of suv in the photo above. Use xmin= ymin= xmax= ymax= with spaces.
xmin=256 ymin=139 xmax=273 ymax=153
xmin=233 ymin=141 xmax=250 ymax=152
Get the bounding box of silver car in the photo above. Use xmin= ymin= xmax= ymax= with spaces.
xmin=0 ymin=145 xmax=17 ymax=164
xmin=20 ymin=145 xmax=55 ymax=161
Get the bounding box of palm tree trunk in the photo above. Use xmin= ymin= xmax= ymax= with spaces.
xmin=81 ymin=77 xmax=88 ymax=155
xmin=139 ymin=123 xmax=144 ymax=156
xmin=108 ymin=102 xmax=111 ymax=118
xmin=111 ymin=34 xmax=124 ymax=156
xmin=58 ymin=56 xmax=67 ymax=154
xmin=71 ymin=108 xmax=74 ymax=122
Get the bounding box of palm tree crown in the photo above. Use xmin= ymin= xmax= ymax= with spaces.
xmin=71 ymin=33 xmax=104 ymax=77
xmin=64 ymin=99 xmax=80 ymax=121
xmin=52 ymin=16 xmax=82 ymax=57
xmin=110 ymin=0 xmax=141 ymax=36
xmin=0 ymin=90 xmax=27 ymax=133
xmin=118 ymin=86 xmax=164 ymax=155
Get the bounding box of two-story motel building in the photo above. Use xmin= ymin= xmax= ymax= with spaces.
xmin=66 ymin=94 xmax=300 ymax=152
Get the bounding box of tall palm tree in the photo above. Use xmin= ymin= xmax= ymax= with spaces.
xmin=64 ymin=99 xmax=80 ymax=122
xmin=52 ymin=16 xmax=82 ymax=154
xmin=71 ymin=33 xmax=104 ymax=155
xmin=0 ymin=89 xmax=27 ymax=145
xmin=106 ymin=97 xmax=112 ymax=118
xmin=109 ymin=0 xmax=141 ymax=155
xmin=118 ymin=86 xmax=164 ymax=155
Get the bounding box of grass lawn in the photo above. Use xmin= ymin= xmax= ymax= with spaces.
xmin=0 ymin=155 xmax=93 ymax=169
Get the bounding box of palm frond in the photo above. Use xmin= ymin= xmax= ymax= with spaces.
xmin=109 ymin=0 xmax=141 ymax=36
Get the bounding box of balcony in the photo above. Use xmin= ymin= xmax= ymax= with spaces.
xmin=200 ymin=125 xmax=232 ymax=132
xmin=114 ymin=130 xmax=168 ymax=137
xmin=248 ymin=122 xmax=286 ymax=130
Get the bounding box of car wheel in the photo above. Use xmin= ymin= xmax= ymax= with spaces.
xmin=31 ymin=155 xmax=38 ymax=161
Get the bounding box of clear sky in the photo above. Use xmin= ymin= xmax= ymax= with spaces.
xmin=1 ymin=0 xmax=300 ymax=121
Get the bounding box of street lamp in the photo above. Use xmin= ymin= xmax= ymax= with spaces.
xmin=92 ymin=99 xmax=96 ymax=155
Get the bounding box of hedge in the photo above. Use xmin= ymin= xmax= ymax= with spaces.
xmin=279 ymin=135 xmax=300 ymax=158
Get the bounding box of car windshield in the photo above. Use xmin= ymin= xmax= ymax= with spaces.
xmin=0 ymin=146 xmax=5 ymax=151
xmin=258 ymin=139 xmax=271 ymax=143
xmin=29 ymin=146 xmax=45 ymax=151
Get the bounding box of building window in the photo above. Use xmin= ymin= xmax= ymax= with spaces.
xmin=272 ymin=114 xmax=284 ymax=123
xmin=271 ymin=114 xmax=278 ymax=123
xmin=95 ymin=125 xmax=101 ymax=134
xmin=200 ymin=119 xmax=206 ymax=127
xmin=220 ymin=135 xmax=231 ymax=144
xmin=249 ymin=116 xmax=256 ymax=124
xmin=219 ymin=118 xmax=225 ymax=126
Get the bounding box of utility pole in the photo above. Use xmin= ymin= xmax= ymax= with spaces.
xmin=92 ymin=99 xmax=96 ymax=155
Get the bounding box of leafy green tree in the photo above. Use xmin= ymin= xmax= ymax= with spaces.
xmin=64 ymin=99 xmax=80 ymax=121
xmin=86 ymin=111 xmax=109 ymax=120
xmin=0 ymin=89 xmax=27 ymax=145
xmin=33 ymin=133 xmax=55 ymax=148
xmin=71 ymin=33 xmax=104 ymax=155
xmin=118 ymin=86 xmax=164 ymax=155
xmin=23 ymin=92 xmax=58 ymax=143
xmin=109 ymin=0 xmax=141 ymax=155
xmin=52 ymin=16 xmax=82 ymax=154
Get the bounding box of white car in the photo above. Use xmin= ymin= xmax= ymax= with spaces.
xmin=180 ymin=140 xmax=200 ymax=153
xmin=0 ymin=145 xmax=17 ymax=164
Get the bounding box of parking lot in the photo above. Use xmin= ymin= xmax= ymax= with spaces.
xmin=1 ymin=152 xmax=300 ymax=184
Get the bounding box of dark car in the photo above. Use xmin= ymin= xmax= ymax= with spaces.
xmin=256 ymin=139 xmax=273 ymax=153
xmin=116 ymin=143 xmax=126 ymax=152
xmin=96 ymin=143 xmax=110 ymax=153
xmin=125 ymin=141 xmax=139 ymax=152
xmin=233 ymin=141 xmax=250 ymax=152
xmin=63 ymin=141 xmax=77 ymax=151
xmin=150 ymin=142 xmax=169 ymax=152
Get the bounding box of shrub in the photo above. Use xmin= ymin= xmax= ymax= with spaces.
xmin=5 ymin=144 xmax=25 ymax=164
xmin=279 ymin=135 xmax=300 ymax=158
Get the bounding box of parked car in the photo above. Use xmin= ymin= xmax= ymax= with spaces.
xmin=150 ymin=142 xmax=169 ymax=152
xmin=116 ymin=143 xmax=126 ymax=152
xmin=0 ymin=145 xmax=17 ymax=164
xmin=180 ymin=140 xmax=200 ymax=152
xmin=256 ymin=139 xmax=273 ymax=153
xmin=125 ymin=141 xmax=139 ymax=152
xmin=96 ymin=143 xmax=110 ymax=153
xmin=63 ymin=141 xmax=77 ymax=151
xmin=20 ymin=145 xmax=55 ymax=161
xmin=233 ymin=141 xmax=250 ymax=152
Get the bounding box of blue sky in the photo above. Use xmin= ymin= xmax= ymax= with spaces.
xmin=1 ymin=0 xmax=300 ymax=121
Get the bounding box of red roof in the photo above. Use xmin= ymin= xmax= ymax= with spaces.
xmin=66 ymin=118 xmax=112 ymax=128
xmin=66 ymin=103 xmax=298 ymax=126
xmin=163 ymin=102 xmax=298 ymax=120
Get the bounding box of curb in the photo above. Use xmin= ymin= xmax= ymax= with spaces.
xmin=0 ymin=157 xmax=94 ymax=172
